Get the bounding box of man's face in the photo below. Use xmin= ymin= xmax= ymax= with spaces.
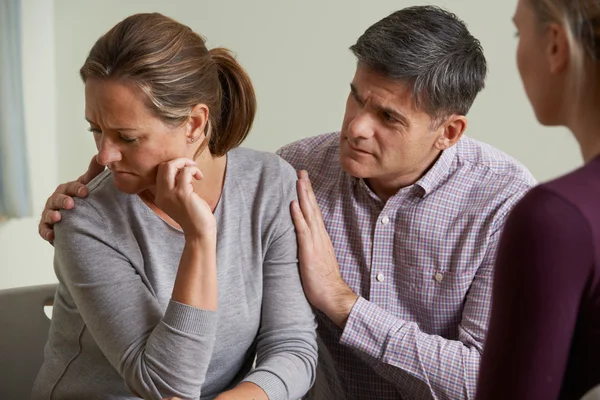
xmin=339 ymin=66 xmax=451 ymax=194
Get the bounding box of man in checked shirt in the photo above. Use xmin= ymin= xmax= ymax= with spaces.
xmin=40 ymin=6 xmax=535 ymax=400
xmin=283 ymin=6 xmax=536 ymax=400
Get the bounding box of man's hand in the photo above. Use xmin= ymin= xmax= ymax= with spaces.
xmin=291 ymin=170 xmax=359 ymax=328
xmin=38 ymin=156 xmax=105 ymax=242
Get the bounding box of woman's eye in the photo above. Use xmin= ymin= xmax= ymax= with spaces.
xmin=120 ymin=136 xmax=138 ymax=143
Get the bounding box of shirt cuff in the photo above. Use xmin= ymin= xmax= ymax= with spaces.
xmin=162 ymin=299 xmax=218 ymax=336
xmin=339 ymin=296 xmax=402 ymax=360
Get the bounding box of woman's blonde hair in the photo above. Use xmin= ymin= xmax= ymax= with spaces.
xmin=80 ymin=13 xmax=256 ymax=156
xmin=529 ymin=0 xmax=600 ymax=90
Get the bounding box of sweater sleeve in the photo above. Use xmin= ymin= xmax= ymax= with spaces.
xmin=476 ymin=186 xmax=594 ymax=400
xmin=241 ymin=158 xmax=318 ymax=400
xmin=53 ymin=198 xmax=218 ymax=400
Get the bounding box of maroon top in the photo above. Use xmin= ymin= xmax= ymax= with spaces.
xmin=477 ymin=156 xmax=600 ymax=400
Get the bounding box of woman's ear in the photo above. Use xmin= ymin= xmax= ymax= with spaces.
xmin=546 ymin=22 xmax=570 ymax=75
xmin=186 ymin=104 xmax=210 ymax=144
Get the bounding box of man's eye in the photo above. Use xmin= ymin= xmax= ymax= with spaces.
xmin=383 ymin=112 xmax=397 ymax=123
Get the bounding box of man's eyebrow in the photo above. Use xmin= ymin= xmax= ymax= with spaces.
xmin=349 ymin=83 xmax=362 ymax=101
xmin=350 ymin=83 xmax=410 ymax=126
xmin=376 ymin=103 xmax=410 ymax=127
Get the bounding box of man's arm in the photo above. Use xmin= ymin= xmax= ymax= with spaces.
xmin=291 ymin=170 xmax=503 ymax=399
xmin=337 ymin=230 xmax=497 ymax=399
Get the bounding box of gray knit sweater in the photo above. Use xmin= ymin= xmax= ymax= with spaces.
xmin=32 ymin=148 xmax=318 ymax=400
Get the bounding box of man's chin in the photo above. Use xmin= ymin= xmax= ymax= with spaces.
xmin=339 ymin=156 xmax=370 ymax=179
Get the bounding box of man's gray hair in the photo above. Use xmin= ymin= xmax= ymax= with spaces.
xmin=350 ymin=5 xmax=487 ymax=120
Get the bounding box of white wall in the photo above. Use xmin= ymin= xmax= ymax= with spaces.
xmin=0 ymin=0 xmax=58 ymax=289
xmin=1 ymin=0 xmax=582 ymax=289
xmin=53 ymin=0 xmax=581 ymax=184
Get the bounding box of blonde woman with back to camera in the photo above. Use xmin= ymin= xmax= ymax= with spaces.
xmin=477 ymin=0 xmax=600 ymax=399
xmin=31 ymin=13 xmax=317 ymax=400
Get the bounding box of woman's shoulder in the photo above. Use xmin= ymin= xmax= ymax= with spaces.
xmin=532 ymin=159 xmax=600 ymax=226
xmin=228 ymin=147 xmax=297 ymax=191
xmin=221 ymin=148 xmax=298 ymax=231
xmin=58 ymin=170 xmax=135 ymax=232
xmin=504 ymin=176 xmax=594 ymax=268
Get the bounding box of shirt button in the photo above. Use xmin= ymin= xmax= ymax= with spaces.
xmin=435 ymin=273 xmax=444 ymax=283
xmin=376 ymin=273 xmax=385 ymax=282
xmin=381 ymin=216 xmax=390 ymax=225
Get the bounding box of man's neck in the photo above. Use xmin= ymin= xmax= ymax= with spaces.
xmin=366 ymin=150 xmax=442 ymax=203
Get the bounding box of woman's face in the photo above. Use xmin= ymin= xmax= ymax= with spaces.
xmin=514 ymin=0 xmax=569 ymax=126
xmin=84 ymin=78 xmax=205 ymax=194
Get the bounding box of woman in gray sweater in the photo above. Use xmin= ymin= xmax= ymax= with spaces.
xmin=32 ymin=12 xmax=317 ymax=400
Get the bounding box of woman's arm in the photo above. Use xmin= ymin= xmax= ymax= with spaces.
xmin=55 ymin=161 xmax=219 ymax=400
xmin=154 ymin=159 xmax=219 ymax=311
xmin=55 ymin=203 xmax=217 ymax=399
xmin=214 ymin=382 xmax=269 ymax=400
xmin=476 ymin=187 xmax=594 ymax=400
xmin=236 ymin=159 xmax=318 ymax=400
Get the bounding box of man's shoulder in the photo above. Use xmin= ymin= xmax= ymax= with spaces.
xmin=441 ymin=137 xmax=537 ymax=225
xmin=276 ymin=132 xmax=341 ymax=173
xmin=455 ymin=136 xmax=536 ymax=189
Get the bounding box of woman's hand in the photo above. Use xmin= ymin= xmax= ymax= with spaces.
xmin=154 ymin=158 xmax=217 ymax=239
xmin=214 ymin=382 xmax=269 ymax=400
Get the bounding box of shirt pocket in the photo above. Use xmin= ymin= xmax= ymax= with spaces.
xmin=396 ymin=264 xmax=472 ymax=336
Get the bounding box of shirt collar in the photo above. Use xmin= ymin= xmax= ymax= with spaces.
xmin=414 ymin=142 xmax=457 ymax=197
xmin=349 ymin=140 xmax=458 ymax=200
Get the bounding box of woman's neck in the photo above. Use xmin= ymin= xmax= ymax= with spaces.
xmin=566 ymin=72 xmax=600 ymax=163
xmin=193 ymin=150 xmax=227 ymax=212
xmin=567 ymin=100 xmax=600 ymax=164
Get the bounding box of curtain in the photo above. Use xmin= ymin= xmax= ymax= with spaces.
xmin=0 ymin=0 xmax=31 ymax=219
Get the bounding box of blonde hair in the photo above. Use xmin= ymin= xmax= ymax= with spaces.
xmin=80 ymin=13 xmax=256 ymax=156
xmin=529 ymin=0 xmax=600 ymax=91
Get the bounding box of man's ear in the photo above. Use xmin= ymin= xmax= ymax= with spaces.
xmin=434 ymin=115 xmax=467 ymax=151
